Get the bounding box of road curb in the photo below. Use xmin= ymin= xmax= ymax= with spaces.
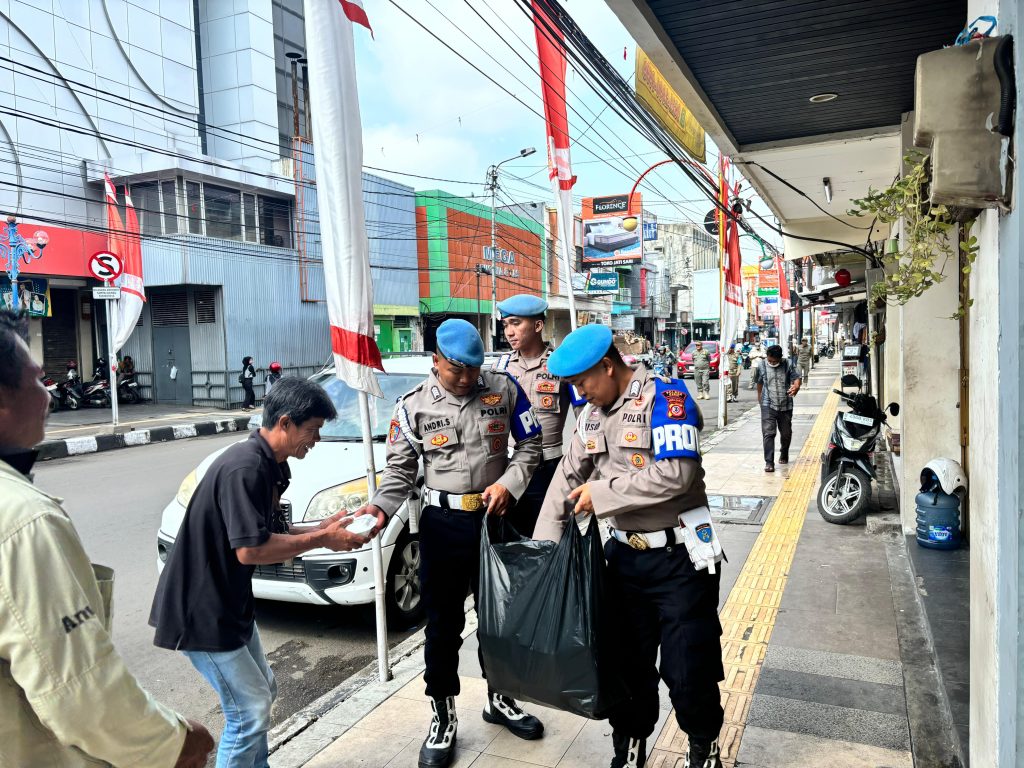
xmin=36 ymin=416 xmax=252 ymax=460
xmin=268 ymin=603 xmax=478 ymax=767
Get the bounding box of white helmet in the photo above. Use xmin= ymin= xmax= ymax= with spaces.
xmin=920 ymin=458 xmax=967 ymax=495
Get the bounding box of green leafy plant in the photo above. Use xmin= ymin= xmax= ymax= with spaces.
xmin=849 ymin=153 xmax=976 ymax=307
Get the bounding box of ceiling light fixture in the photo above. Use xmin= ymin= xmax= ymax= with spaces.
xmin=823 ymin=177 xmax=833 ymax=204
xmin=809 ymin=92 xmax=839 ymax=103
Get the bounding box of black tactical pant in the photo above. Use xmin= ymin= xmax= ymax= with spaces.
xmin=605 ymin=538 xmax=724 ymax=745
xmin=760 ymin=406 xmax=793 ymax=464
xmin=419 ymin=505 xmax=487 ymax=699
xmin=507 ymin=457 xmax=559 ymax=538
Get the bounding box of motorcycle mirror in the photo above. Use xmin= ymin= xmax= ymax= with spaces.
xmin=887 ymin=402 xmax=900 ymax=416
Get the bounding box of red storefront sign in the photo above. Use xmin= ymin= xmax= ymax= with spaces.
xmin=16 ymin=222 xmax=108 ymax=279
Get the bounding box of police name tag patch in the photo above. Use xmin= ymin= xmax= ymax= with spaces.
xmin=652 ymin=378 xmax=701 ymax=460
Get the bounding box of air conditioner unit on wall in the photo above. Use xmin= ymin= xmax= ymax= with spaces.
xmin=913 ymin=35 xmax=1015 ymax=208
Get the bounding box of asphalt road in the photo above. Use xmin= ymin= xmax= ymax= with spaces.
xmin=33 ymin=432 xmax=417 ymax=740
xmin=31 ymin=368 xmax=758 ymax=743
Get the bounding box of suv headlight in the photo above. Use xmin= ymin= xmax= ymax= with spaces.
xmin=175 ymin=470 xmax=198 ymax=507
xmin=304 ymin=475 xmax=382 ymax=522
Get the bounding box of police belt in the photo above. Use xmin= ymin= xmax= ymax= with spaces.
xmin=610 ymin=526 xmax=685 ymax=550
xmin=423 ymin=488 xmax=486 ymax=512
xmin=542 ymin=445 xmax=563 ymax=461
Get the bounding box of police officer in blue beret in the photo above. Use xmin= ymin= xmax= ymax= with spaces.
xmin=493 ymin=294 xmax=579 ymax=536
xmin=534 ymin=324 xmax=726 ymax=768
xmin=356 ymin=318 xmax=545 ymax=768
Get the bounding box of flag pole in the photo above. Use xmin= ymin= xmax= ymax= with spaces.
xmin=359 ymin=390 xmax=390 ymax=682
xmin=717 ymin=159 xmax=727 ymax=429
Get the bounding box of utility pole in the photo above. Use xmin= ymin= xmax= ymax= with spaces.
xmin=485 ymin=148 xmax=536 ymax=351
xmin=487 ymin=164 xmax=499 ymax=352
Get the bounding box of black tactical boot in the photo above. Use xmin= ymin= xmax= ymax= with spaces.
xmin=685 ymin=737 xmax=723 ymax=768
xmin=609 ymin=732 xmax=647 ymax=768
xmin=418 ymin=696 xmax=457 ymax=768
xmin=481 ymin=690 xmax=544 ymax=740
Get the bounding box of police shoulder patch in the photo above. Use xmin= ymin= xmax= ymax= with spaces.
xmin=628 ymin=379 xmax=642 ymax=399
xmin=651 ymin=378 xmax=701 ymax=461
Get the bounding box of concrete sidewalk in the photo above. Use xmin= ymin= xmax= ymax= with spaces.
xmin=37 ymin=403 xmax=258 ymax=460
xmin=270 ymin=361 xmax=937 ymax=768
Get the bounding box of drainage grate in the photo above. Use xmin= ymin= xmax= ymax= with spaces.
xmin=708 ymin=494 xmax=774 ymax=525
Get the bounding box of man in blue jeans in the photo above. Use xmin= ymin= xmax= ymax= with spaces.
xmin=150 ymin=378 xmax=374 ymax=767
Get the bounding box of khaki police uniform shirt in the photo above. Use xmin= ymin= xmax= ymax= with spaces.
xmin=371 ymin=369 xmax=543 ymax=515
xmin=727 ymin=351 xmax=741 ymax=375
xmin=692 ymin=349 xmax=712 ymax=369
xmin=534 ymin=366 xmax=709 ymax=542
xmin=797 ymin=345 xmax=812 ymax=365
xmin=0 ymin=460 xmax=187 ymax=768
xmin=496 ymin=346 xmax=570 ymax=458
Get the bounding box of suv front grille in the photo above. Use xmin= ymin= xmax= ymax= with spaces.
xmin=253 ymin=559 xmax=306 ymax=582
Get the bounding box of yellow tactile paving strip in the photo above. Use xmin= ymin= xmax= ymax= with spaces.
xmin=648 ymin=385 xmax=840 ymax=768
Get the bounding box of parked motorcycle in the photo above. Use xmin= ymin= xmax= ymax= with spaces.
xmin=58 ymin=363 xmax=82 ymax=410
xmin=41 ymin=374 xmax=60 ymax=412
xmin=817 ymin=389 xmax=899 ymax=524
xmin=117 ymin=372 xmax=142 ymax=404
xmin=71 ymin=359 xmax=112 ymax=408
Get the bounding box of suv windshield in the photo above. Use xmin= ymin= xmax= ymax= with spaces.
xmin=312 ymin=372 xmax=426 ymax=440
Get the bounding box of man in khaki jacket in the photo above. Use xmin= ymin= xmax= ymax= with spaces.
xmin=0 ymin=309 xmax=213 ymax=768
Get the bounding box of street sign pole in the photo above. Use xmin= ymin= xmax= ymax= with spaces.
xmin=106 ymin=283 xmax=119 ymax=428
xmin=89 ymin=251 xmax=124 ymax=430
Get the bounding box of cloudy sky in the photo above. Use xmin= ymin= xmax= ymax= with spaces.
xmin=352 ymin=0 xmax=782 ymax=261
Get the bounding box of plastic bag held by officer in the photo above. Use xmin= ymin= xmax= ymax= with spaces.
xmin=0 ymin=309 xmax=214 ymax=768
xmin=534 ymin=324 xmax=727 ymax=768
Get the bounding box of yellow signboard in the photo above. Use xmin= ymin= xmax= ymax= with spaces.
xmin=635 ymin=47 xmax=706 ymax=163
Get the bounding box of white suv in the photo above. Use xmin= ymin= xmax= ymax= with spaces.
xmin=156 ymin=356 xmax=436 ymax=627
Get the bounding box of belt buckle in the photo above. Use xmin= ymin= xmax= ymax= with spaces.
xmin=460 ymin=493 xmax=483 ymax=511
xmin=627 ymin=532 xmax=649 ymax=551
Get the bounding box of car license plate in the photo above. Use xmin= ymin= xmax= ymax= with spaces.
xmin=844 ymin=412 xmax=874 ymax=427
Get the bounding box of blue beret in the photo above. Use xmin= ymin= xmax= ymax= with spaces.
xmin=436 ymin=319 xmax=484 ymax=367
xmin=497 ymin=294 xmax=548 ymax=318
xmin=548 ymin=324 xmax=613 ymax=377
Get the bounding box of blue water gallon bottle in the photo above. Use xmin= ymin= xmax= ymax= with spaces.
xmin=915 ymin=490 xmax=962 ymax=550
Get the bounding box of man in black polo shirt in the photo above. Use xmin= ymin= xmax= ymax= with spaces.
xmin=150 ymin=377 xmax=372 ymax=768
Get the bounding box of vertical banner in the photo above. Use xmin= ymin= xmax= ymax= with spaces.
xmin=718 ymin=158 xmax=744 ymax=375
xmin=111 ymin=187 xmax=146 ymax=352
xmin=305 ymin=0 xmax=383 ymax=397
xmin=776 ymin=255 xmax=792 ymax=350
xmin=305 ymin=0 xmax=390 ymax=684
xmin=532 ymin=0 xmax=578 ymax=329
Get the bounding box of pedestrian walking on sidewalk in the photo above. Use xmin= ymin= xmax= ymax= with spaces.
xmin=0 ymin=309 xmax=215 ymax=768
xmin=535 ymin=324 xmax=726 ymax=768
xmin=692 ymin=340 xmax=712 ymax=399
xmin=726 ymin=344 xmax=741 ymax=402
xmin=495 ymin=294 xmax=574 ymax=537
xmin=240 ymin=356 xmax=256 ymax=410
xmin=353 ymin=319 xmax=545 ymax=768
xmin=150 ymin=378 xmax=371 ymax=768
xmin=753 ymin=345 xmax=802 ymax=473
xmin=797 ymin=338 xmax=812 ymax=381
xmin=747 ymin=341 xmax=766 ymax=388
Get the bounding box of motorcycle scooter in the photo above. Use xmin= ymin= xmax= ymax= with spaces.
xmin=817 ymin=389 xmax=899 ymax=524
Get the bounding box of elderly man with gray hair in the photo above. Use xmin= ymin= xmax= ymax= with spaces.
xmin=0 ymin=308 xmax=215 ymax=768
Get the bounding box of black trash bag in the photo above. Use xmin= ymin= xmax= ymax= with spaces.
xmin=477 ymin=515 xmax=627 ymax=719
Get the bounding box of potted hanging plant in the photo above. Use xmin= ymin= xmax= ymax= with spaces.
xmin=849 ymin=152 xmax=978 ymax=310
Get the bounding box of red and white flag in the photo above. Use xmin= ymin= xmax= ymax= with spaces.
xmin=719 ymin=157 xmax=744 ymax=374
xmin=111 ymin=185 xmax=146 ymax=352
xmin=305 ymin=0 xmax=383 ymax=396
xmin=532 ymin=0 xmax=578 ymax=327
xmin=103 ymin=173 xmax=126 ymax=268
